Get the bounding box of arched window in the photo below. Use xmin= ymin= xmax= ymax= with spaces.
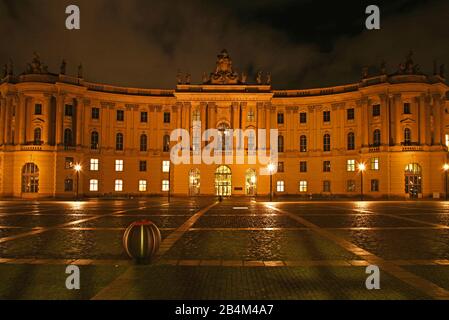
xmin=347 ymin=132 xmax=355 ymax=150
xmin=22 ymin=163 xmax=39 ymax=193
xmin=373 ymin=129 xmax=381 ymax=147
xmin=163 ymin=135 xmax=170 ymax=152
xmin=91 ymin=131 xmax=99 ymax=150
xmin=33 ymin=128 xmax=42 ymax=145
xmin=404 ymin=128 xmax=412 ymax=145
xmin=64 ymin=128 xmax=73 ymax=147
xmin=300 ymin=135 xmax=307 ymax=152
xmin=116 ymin=133 xmax=124 ymax=151
xmin=323 ymin=134 xmax=331 ymax=151
xmin=278 ymin=135 xmax=284 ymax=153
xmin=140 ymin=134 xmax=148 ymax=152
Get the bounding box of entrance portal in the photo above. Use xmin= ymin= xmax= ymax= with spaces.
xmin=215 ymin=165 xmax=232 ymax=196
xmin=189 ymin=168 xmax=200 ymax=196
xmin=405 ymin=163 xmax=422 ymax=199
xmin=245 ymin=168 xmax=257 ymax=196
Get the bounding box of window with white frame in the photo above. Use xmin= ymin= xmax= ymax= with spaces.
xmin=162 ymin=180 xmax=170 ymax=191
xmin=162 ymin=160 xmax=170 ymax=173
xmin=115 ymin=160 xmax=124 ymax=172
xmin=90 ymin=159 xmax=99 ymax=171
xmin=89 ymin=179 xmax=98 ymax=191
xmin=370 ymin=157 xmax=380 ymax=171
xmin=299 ymin=181 xmax=308 ymax=192
xmin=277 ymin=180 xmax=285 ymax=192
xmin=347 ymin=159 xmax=356 ymax=172
xmin=139 ymin=180 xmax=147 ymax=192
xmin=115 ymin=179 xmax=123 ymax=192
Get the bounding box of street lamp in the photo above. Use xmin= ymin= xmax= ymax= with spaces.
xmin=268 ymin=163 xmax=276 ymax=202
xmin=443 ymin=164 xmax=449 ymax=201
xmin=358 ymin=162 xmax=366 ymax=201
xmin=74 ymin=164 xmax=82 ymax=200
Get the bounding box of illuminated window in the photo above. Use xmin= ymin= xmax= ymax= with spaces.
xmin=370 ymin=157 xmax=379 ymax=171
xmin=276 ymin=181 xmax=285 ymax=192
xmin=139 ymin=180 xmax=147 ymax=192
xmin=89 ymin=179 xmax=98 ymax=192
xmin=162 ymin=160 xmax=170 ymax=173
xmin=115 ymin=179 xmax=123 ymax=192
xmin=22 ymin=163 xmax=39 ymax=193
xmin=90 ymin=159 xmax=99 ymax=171
xmin=192 ymin=110 xmax=201 ymax=122
xmin=115 ymin=160 xmax=124 ymax=172
xmin=347 ymin=159 xmax=356 ymax=172
xmin=347 ymin=180 xmax=356 ymax=192
xmin=247 ymin=109 xmax=255 ymax=122
xmin=299 ymin=181 xmax=308 ymax=192
xmin=445 ymin=134 xmax=449 ymax=148
xmin=65 ymin=157 xmax=74 ymax=169
xmin=162 ymin=180 xmax=170 ymax=191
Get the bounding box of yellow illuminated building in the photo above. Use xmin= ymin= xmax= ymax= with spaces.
xmin=0 ymin=51 xmax=448 ymax=199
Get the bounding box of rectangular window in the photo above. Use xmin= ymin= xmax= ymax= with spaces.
xmin=372 ymin=104 xmax=380 ymax=117
xmin=446 ymin=134 xmax=449 ymax=148
xmin=299 ymin=181 xmax=308 ymax=192
xmin=347 ymin=180 xmax=356 ymax=192
xmin=139 ymin=180 xmax=147 ymax=192
xmin=371 ymin=179 xmax=379 ymax=192
xmin=403 ymin=103 xmax=411 ymax=114
xmin=299 ymin=112 xmax=307 ymax=124
xmin=117 ymin=110 xmax=124 ymax=121
xmin=65 ymin=104 xmax=73 ymax=117
xmin=276 ymin=181 xmax=285 ymax=192
xmin=115 ymin=179 xmax=123 ymax=192
xmin=141 ymin=112 xmax=148 ymax=123
xmin=162 ymin=180 xmax=170 ymax=191
xmin=323 ymin=180 xmax=331 ymax=192
xmin=278 ymin=162 xmax=284 ymax=173
xmin=347 ymin=159 xmax=356 ymax=172
xmin=370 ymin=157 xmax=379 ymax=171
xmin=90 ymin=158 xmax=99 ymax=171
xmin=35 ymin=104 xmax=42 ymax=115
xmin=300 ymin=161 xmax=307 ymax=173
xmin=347 ymin=108 xmax=354 ymax=120
xmin=323 ymin=111 xmax=331 ymax=122
xmin=89 ymin=179 xmax=99 ymax=192
xmin=247 ymin=110 xmax=255 ymax=122
xmin=91 ymin=107 xmax=100 ymax=120
xmin=64 ymin=179 xmax=73 ymax=192
xmin=323 ymin=161 xmax=331 ymax=172
xmin=139 ymin=160 xmax=147 ymax=172
xmin=162 ymin=160 xmax=170 ymax=173
xmin=164 ymin=112 xmax=171 ymax=123
xmin=65 ymin=157 xmax=74 ymax=169
xmin=277 ymin=112 xmax=284 ymax=124
xmin=115 ymin=159 xmax=124 ymax=172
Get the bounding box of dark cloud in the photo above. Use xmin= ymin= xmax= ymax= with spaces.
xmin=0 ymin=0 xmax=448 ymax=89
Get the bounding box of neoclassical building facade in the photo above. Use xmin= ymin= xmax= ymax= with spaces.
xmin=0 ymin=50 xmax=448 ymax=199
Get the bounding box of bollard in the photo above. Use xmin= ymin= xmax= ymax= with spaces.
xmin=123 ymin=220 xmax=161 ymax=264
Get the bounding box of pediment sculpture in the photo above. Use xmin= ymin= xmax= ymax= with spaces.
xmin=208 ymin=49 xmax=240 ymax=84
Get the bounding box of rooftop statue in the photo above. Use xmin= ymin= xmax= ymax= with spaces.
xmin=209 ymin=49 xmax=239 ymax=84
xmin=26 ymin=52 xmax=48 ymax=74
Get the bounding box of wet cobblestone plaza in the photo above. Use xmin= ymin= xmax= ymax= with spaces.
xmin=0 ymin=198 xmax=449 ymax=299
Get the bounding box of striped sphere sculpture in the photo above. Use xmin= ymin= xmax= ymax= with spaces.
xmin=123 ymin=220 xmax=161 ymax=264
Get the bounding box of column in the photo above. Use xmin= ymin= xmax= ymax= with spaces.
xmin=55 ymin=94 xmax=65 ymax=145
xmin=433 ymin=94 xmax=442 ymax=145
xmin=0 ymin=97 xmax=5 ymax=145
xmin=17 ymin=94 xmax=25 ymax=145
xmin=75 ymin=98 xmax=84 ymax=146
xmin=394 ymin=94 xmax=402 ymax=145
xmin=380 ymin=94 xmax=389 ymax=146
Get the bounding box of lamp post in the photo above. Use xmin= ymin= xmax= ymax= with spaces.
xmin=168 ymin=161 xmax=171 ymax=203
xmin=268 ymin=163 xmax=276 ymax=202
xmin=443 ymin=164 xmax=449 ymax=201
xmin=74 ymin=164 xmax=82 ymax=200
xmin=358 ymin=162 xmax=366 ymax=201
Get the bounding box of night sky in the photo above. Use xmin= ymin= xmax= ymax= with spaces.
xmin=0 ymin=0 xmax=448 ymax=89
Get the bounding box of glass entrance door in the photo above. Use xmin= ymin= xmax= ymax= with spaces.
xmin=215 ymin=166 xmax=232 ymax=196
